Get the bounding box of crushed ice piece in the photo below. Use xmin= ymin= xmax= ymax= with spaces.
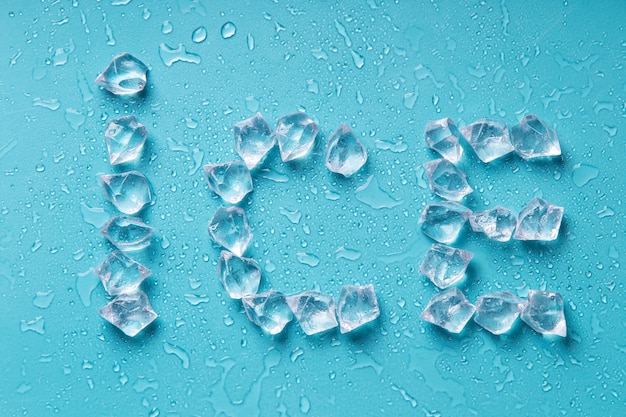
xmin=274 ymin=112 xmax=318 ymax=162
xmin=95 ymin=53 xmax=148 ymax=95
xmin=419 ymin=243 xmax=474 ymax=289
xmin=420 ymin=287 xmax=475 ymax=333
xmin=460 ymin=118 xmax=514 ymax=163
xmin=233 ymin=112 xmax=275 ymax=169
xmin=101 ymin=216 xmax=154 ymax=251
xmin=469 ymin=206 xmax=517 ymax=242
xmin=424 ymin=118 xmax=464 ymax=163
xmin=423 ymin=158 xmax=473 ymax=201
xmin=203 ymin=160 xmax=253 ymax=204
xmin=99 ymin=291 xmax=157 ymax=337
xmin=420 ymin=201 xmax=472 ymax=243
xmin=513 ymin=197 xmax=563 ymax=241
xmin=100 ymin=171 xmax=152 ymax=215
xmin=208 ymin=206 xmax=252 ymax=257
xmin=520 ymin=290 xmax=566 ymax=337
xmin=325 ymin=123 xmax=368 ymax=177
xmin=217 ymin=250 xmax=261 ymax=299
xmin=94 ymin=251 xmax=151 ymax=296
xmin=104 ymin=116 xmax=148 ymax=165
xmin=242 ymin=290 xmax=293 ymax=335
xmin=336 ymin=284 xmax=380 ymax=333
xmin=286 ymin=291 xmax=338 ymax=335
xmin=510 ymin=115 xmax=561 ymax=159
xmin=474 ymin=292 xmax=523 ymax=335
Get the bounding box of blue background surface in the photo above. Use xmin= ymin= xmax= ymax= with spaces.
xmin=1 ymin=1 xmax=625 ymax=416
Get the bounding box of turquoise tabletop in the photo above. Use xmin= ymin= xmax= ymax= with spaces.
xmin=1 ymin=1 xmax=624 ymax=416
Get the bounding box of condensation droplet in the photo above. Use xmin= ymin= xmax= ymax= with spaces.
xmin=221 ymin=22 xmax=236 ymax=39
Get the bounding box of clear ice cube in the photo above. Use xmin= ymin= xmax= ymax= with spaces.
xmin=217 ymin=250 xmax=261 ymax=299
xmin=94 ymin=251 xmax=151 ymax=296
xmin=105 ymin=116 xmax=148 ymax=165
xmin=242 ymin=290 xmax=293 ymax=335
xmin=208 ymin=206 xmax=252 ymax=257
xmin=513 ymin=197 xmax=563 ymax=241
xmin=510 ymin=115 xmax=561 ymax=159
xmin=336 ymin=284 xmax=380 ymax=333
xmin=101 ymin=216 xmax=154 ymax=251
xmin=203 ymin=160 xmax=253 ymax=204
xmin=99 ymin=291 xmax=158 ymax=337
xmin=423 ymin=158 xmax=473 ymax=201
xmin=420 ymin=287 xmax=475 ymax=333
xmin=233 ymin=113 xmax=275 ymax=169
xmin=286 ymin=291 xmax=338 ymax=335
xmin=424 ymin=118 xmax=464 ymax=163
xmin=520 ymin=290 xmax=566 ymax=337
xmin=420 ymin=201 xmax=472 ymax=244
xmin=460 ymin=119 xmax=514 ymax=163
xmin=474 ymin=292 xmax=522 ymax=335
xmin=95 ymin=53 xmax=148 ymax=96
xmin=469 ymin=206 xmax=517 ymax=242
xmin=274 ymin=112 xmax=318 ymax=162
xmin=419 ymin=243 xmax=474 ymax=289
xmin=325 ymin=123 xmax=368 ymax=177
xmin=100 ymin=171 xmax=152 ymax=215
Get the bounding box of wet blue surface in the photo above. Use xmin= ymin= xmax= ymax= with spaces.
xmin=1 ymin=1 xmax=625 ymax=416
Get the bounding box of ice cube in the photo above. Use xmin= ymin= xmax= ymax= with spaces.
xmin=460 ymin=119 xmax=514 ymax=163
xmin=203 ymin=160 xmax=253 ymax=204
xmin=233 ymin=113 xmax=275 ymax=169
xmin=100 ymin=171 xmax=152 ymax=215
xmin=420 ymin=201 xmax=472 ymax=244
xmin=274 ymin=112 xmax=318 ymax=162
xmin=242 ymin=290 xmax=293 ymax=335
xmin=286 ymin=291 xmax=338 ymax=335
xmin=474 ymin=292 xmax=523 ymax=335
xmin=104 ymin=116 xmax=148 ymax=165
xmin=325 ymin=123 xmax=367 ymax=177
xmin=513 ymin=197 xmax=563 ymax=241
xmin=217 ymin=250 xmax=261 ymax=299
xmin=95 ymin=53 xmax=148 ymax=96
xmin=336 ymin=284 xmax=380 ymax=333
xmin=419 ymin=243 xmax=474 ymax=289
xmin=94 ymin=251 xmax=151 ymax=296
xmin=101 ymin=216 xmax=154 ymax=251
xmin=208 ymin=206 xmax=252 ymax=257
xmin=520 ymin=290 xmax=566 ymax=337
xmin=423 ymin=158 xmax=473 ymax=201
xmin=99 ymin=291 xmax=157 ymax=337
xmin=510 ymin=115 xmax=561 ymax=159
xmin=469 ymin=206 xmax=517 ymax=242
xmin=420 ymin=287 xmax=475 ymax=333
xmin=424 ymin=118 xmax=464 ymax=163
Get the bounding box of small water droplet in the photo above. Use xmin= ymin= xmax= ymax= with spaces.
xmin=350 ymin=49 xmax=364 ymax=69
xmin=161 ymin=20 xmax=173 ymax=34
xmin=192 ymin=26 xmax=207 ymax=43
xmin=246 ymin=33 xmax=255 ymax=50
xmin=221 ymin=22 xmax=236 ymax=39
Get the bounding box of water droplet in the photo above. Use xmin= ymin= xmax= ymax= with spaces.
xmin=246 ymin=33 xmax=255 ymax=50
xmin=20 ymin=317 xmax=45 ymax=334
xmin=296 ymin=252 xmax=320 ymax=267
xmin=350 ymin=49 xmax=364 ymax=69
xmin=221 ymin=22 xmax=236 ymax=39
xmin=33 ymin=98 xmax=60 ymax=111
xmin=192 ymin=26 xmax=207 ymax=43
xmin=355 ymin=175 xmax=403 ymax=209
xmin=163 ymin=341 xmax=190 ymax=369
xmin=64 ymin=108 xmax=85 ymax=131
xmin=33 ymin=291 xmax=55 ymax=309
xmin=245 ymin=96 xmax=259 ymax=113
xmin=572 ymin=163 xmax=599 ymax=187
xmin=161 ymin=20 xmax=173 ymax=34
xmin=299 ymin=395 xmax=311 ymax=414
xmin=159 ymin=43 xmax=201 ymax=66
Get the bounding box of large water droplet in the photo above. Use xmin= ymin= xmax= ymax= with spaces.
xmin=192 ymin=26 xmax=207 ymax=43
xmin=221 ymin=22 xmax=236 ymax=39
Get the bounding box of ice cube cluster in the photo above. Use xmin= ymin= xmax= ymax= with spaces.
xmin=207 ymin=113 xmax=378 ymax=336
xmin=419 ymin=116 xmax=567 ymax=337
xmin=91 ymin=54 xmax=158 ymax=337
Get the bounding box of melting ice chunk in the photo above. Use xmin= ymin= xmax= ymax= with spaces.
xmin=469 ymin=206 xmax=517 ymax=242
xmin=233 ymin=112 xmax=275 ymax=169
xmin=286 ymin=291 xmax=338 ymax=335
xmin=105 ymin=116 xmax=148 ymax=165
xmin=460 ymin=119 xmax=514 ymax=163
xmin=95 ymin=53 xmax=148 ymax=96
xmin=100 ymin=171 xmax=152 ymax=215
xmin=208 ymin=206 xmax=252 ymax=257
xmin=101 ymin=216 xmax=154 ymax=251
xmin=520 ymin=290 xmax=566 ymax=337
xmin=423 ymin=158 xmax=472 ymax=201
xmin=513 ymin=197 xmax=563 ymax=241
xmin=94 ymin=251 xmax=151 ymax=296
xmin=420 ymin=201 xmax=471 ymax=244
xmin=242 ymin=290 xmax=293 ymax=335
xmin=420 ymin=287 xmax=475 ymax=333
xmin=419 ymin=243 xmax=473 ymax=289
xmin=424 ymin=118 xmax=464 ymax=163
xmin=336 ymin=284 xmax=380 ymax=333
xmin=99 ymin=291 xmax=157 ymax=337
xmin=474 ymin=292 xmax=522 ymax=335
xmin=203 ymin=160 xmax=253 ymax=204
xmin=510 ymin=115 xmax=561 ymax=159
xmin=217 ymin=250 xmax=261 ymax=299
xmin=325 ymin=123 xmax=367 ymax=177
xmin=274 ymin=112 xmax=318 ymax=162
